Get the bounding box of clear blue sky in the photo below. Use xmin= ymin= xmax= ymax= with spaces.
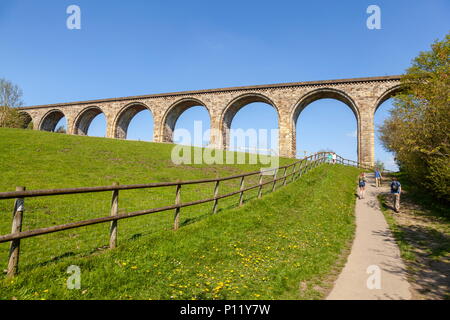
xmin=1 ymin=1 xmax=448 ymax=170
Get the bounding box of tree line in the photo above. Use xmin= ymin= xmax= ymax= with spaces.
xmin=379 ymin=33 xmax=449 ymax=202
xmin=0 ymin=78 xmax=31 ymax=129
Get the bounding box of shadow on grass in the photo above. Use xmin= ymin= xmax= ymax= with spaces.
xmin=393 ymin=223 xmax=450 ymax=299
xmin=378 ymin=192 xmax=450 ymax=299
xmin=378 ymin=193 xmax=396 ymax=212
xmin=34 ymin=251 xmax=77 ymax=268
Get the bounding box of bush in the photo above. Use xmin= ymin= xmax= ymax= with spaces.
xmin=0 ymin=106 xmax=27 ymax=128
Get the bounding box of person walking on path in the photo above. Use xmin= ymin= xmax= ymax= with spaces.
xmin=358 ymin=172 xmax=366 ymax=199
xmin=374 ymin=168 xmax=383 ymax=188
xmin=332 ymin=152 xmax=337 ymax=164
xmin=390 ymin=177 xmax=402 ymax=212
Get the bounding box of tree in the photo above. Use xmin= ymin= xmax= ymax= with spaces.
xmin=317 ymin=148 xmax=336 ymax=154
xmin=0 ymin=78 xmax=26 ymax=128
xmin=379 ymin=33 xmax=450 ymax=201
xmin=55 ymin=125 xmax=66 ymax=133
xmin=0 ymin=78 xmax=23 ymax=108
xmin=0 ymin=106 xmax=26 ymax=128
xmin=375 ymin=160 xmax=385 ymax=172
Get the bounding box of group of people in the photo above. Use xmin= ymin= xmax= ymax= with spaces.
xmin=323 ymin=152 xmax=402 ymax=212
xmin=357 ymin=168 xmax=402 ymax=212
xmin=327 ymin=152 xmax=337 ymax=164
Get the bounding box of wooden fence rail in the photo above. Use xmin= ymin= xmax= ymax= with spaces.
xmin=0 ymin=152 xmax=380 ymax=277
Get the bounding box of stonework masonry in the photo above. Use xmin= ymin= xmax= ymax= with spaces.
xmin=18 ymin=75 xmax=402 ymax=166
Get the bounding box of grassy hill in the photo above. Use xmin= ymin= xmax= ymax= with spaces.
xmin=0 ymin=128 xmax=362 ymax=299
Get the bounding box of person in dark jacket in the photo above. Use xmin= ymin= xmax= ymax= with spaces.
xmin=390 ymin=177 xmax=402 ymax=212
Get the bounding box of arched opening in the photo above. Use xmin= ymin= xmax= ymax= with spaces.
xmin=162 ymin=99 xmax=210 ymax=147
xmin=53 ymin=117 xmax=67 ymax=133
xmin=173 ymin=106 xmax=210 ymax=147
xmin=222 ymin=94 xmax=279 ymax=155
xmin=374 ymin=86 xmax=403 ymax=171
xmin=114 ymin=103 xmax=154 ymax=141
xmin=74 ymin=106 xmax=106 ymax=137
xmin=19 ymin=112 xmax=33 ymax=129
xmin=293 ymin=89 xmax=359 ymax=160
xmin=39 ymin=109 xmax=67 ymax=132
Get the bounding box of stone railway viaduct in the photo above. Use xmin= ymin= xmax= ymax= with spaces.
xmin=18 ymin=75 xmax=402 ymax=166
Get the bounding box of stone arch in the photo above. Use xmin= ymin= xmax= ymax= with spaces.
xmin=374 ymin=84 xmax=403 ymax=113
xmin=291 ymin=88 xmax=360 ymax=159
xmin=19 ymin=111 xmax=33 ymax=129
xmin=220 ymin=93 xmax=279 ymax=149
xmin=161 ymin=98 xmax=210 ymax=143
xmin=39 ymin=109 xmax=66 ymax=132
xmin=73 ymin=106 xmax=105 ymax=135
xmin=292 ymin=88 xmax=360 ymax=123
xmin=113 ymin=102 xmax=153 ymax=139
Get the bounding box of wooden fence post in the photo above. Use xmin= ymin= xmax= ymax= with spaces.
xmin=282 ymin=167 xmax=288 ymax=186
xmin=291 ymin=163 xmax=297 ymax=183
xmin=7 ymin=186 xmax=25 ymax=278
xmin=271 ymin=169 xmax=277 ymax=192
xmin=173 ymin=184 xmax=181 ymax=230
xmin=212 ymin=180 xmax=220 ymax=214
xmin=109 ymin=182 xmax=119 ymax=249
xmin=301 ymin=160 xmax=308 ymax=177
xmin=257 ymin=174 xmax=263 ymax=199
xmin=298 ymin=163 xmax=304 ymax=178
xmin=298 ymin=162 xmax=304 ymax=179
xmin=239 ymin=176 xmax=245 ymax=206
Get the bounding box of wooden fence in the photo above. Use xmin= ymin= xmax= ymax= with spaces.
xmin=0 ymin=152 xmax=375 ymax=277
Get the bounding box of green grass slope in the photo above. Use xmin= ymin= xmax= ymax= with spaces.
xmin=0 ymin=128 xmax=361 ymax=299
xmin=0 ymin=128 xmax=293 ymax=271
